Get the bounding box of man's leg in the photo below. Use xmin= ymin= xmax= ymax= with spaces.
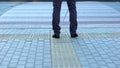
xmin=67 ymin=0 xmax=78 ymax=36
xmin=52 ymin=0 xmax=62 ymax=37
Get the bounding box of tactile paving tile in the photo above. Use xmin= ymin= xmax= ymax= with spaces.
xmin=78 ymin=33 xmax=120 ymax=38
xmin=51 ymin=31 xmax=81 ymax=68
xmin=51 ymin=34 xmax=71 ymax=43
xmin=0 ymin=34 xmax=49 ymax=39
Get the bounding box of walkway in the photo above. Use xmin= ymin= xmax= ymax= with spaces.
xmin=0 ymin=1 xmax=120 ymax=68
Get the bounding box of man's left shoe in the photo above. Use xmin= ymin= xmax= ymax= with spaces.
xmin=71 ymin=34 xmax=78 ymax=38
xmin=52 ymin=34 xmax=60 ymax=39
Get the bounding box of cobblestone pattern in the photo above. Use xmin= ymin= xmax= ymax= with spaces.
xmin=72 ymin=36 xmax=120 ymax=68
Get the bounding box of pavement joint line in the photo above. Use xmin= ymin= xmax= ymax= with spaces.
xmin=51 ymin=30 xmax=82 ymax=68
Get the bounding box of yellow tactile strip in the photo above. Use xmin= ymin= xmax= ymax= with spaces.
xmin=78 ymin=33 xmax=120 ymax=38
xmin=0 ymin=34 xmax=49 ymax=39
xmin=51 ymin=31 xmax=81 ymax=68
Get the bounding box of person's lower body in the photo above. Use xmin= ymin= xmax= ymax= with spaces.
xmin=52 ymin=0 xmax=78 ymax=38
xmin=67 ymin=0 xmax=78 ymax=36
xmin=52 ymin=0 xmax=62 ymax=38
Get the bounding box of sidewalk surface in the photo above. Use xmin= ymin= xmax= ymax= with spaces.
xmin=0 ymin=1 xmax=120 ymax=68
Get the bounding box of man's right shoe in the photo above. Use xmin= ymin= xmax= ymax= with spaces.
xmin=71 ymin=34 xmax=78 ymax=38
xmin=52 ymin=34 xmax=60 ymax=39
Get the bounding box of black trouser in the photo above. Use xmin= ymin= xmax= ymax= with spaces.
xmin=52 ymin=0 xmax=78 ymax=35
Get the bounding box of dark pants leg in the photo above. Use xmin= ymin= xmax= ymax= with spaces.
xmin=67 ymin=0 xmax=77 ymax=34
xmin=52 ymin=0 xmax=62 ymax=35
xmin=52 ymin=0 xmax=77 ymax=35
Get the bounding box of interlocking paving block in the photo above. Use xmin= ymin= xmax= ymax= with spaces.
xmin=51 ymin=30 xmax=81 ymax=68
xmin=0 ymin=32 xmax=51 ymax=68
xmin=72 ymin=33 xmax=120 ymax=68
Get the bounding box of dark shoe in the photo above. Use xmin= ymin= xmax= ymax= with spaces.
xmin=71 ymin=34 xmax=78 ymax=38
xmin=52 ymin=34 xmax=60 ymax=39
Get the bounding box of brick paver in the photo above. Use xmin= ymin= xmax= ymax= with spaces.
xmin=0 ymin=30 xmax=51 ymax=68
xmin=0 ymin=29 xmax=120 ymax=68
xmin=72 ymin=34 xmax=120 ymax=68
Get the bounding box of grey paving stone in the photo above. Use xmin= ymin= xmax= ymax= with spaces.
xmin=35 ymin=60 xmax=43 ymax=65
xmin=18 ymin=60 xmax=26 ymax=65
xmin=27 ymin=59 xmax=35 ymax=63
xmin=44 ymin=62 xmax=51 ymax=66
xmin=81 ymin=65 xmax=91 ymax=68
xmin=80 ymin=61 xmax=89 ymax=66
xmin=17 ymin=64 xmax=25 ymax=68
xmin=10 ymin=58 xmax=19 ymax=63
xmin=104 ymin=59 xmax=113 ymax=63
xmin=8 ymin=62 xmax=17 ymax=68
xmin=94 ymin=57 xmax=103 ymax=61
xmin=1 ymin=61 xmax=9 ymax=66
xmin=43 ymin=66 xmax=51 ymax=68
xmin=90 ymin=63 xmax=99 ymax=68
xmin=26 ymin=62 xmax=34 ymax=67
xmin=19 ymin=57 xmax=27 ymax=61
xmin=107 ymin=63 xmax=117 ymax=68
xmin=3 ymin=57 xmax=11 ymax=61
xmin=100 ymin=65 xmax=109 ymax=68
xmin=0 ymin=66 xmax=7 ymax=68
xmin=72 ymin=36 xmax=120 ymax=68
xmin=35 ymin=64 xmax=43 ymax=68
